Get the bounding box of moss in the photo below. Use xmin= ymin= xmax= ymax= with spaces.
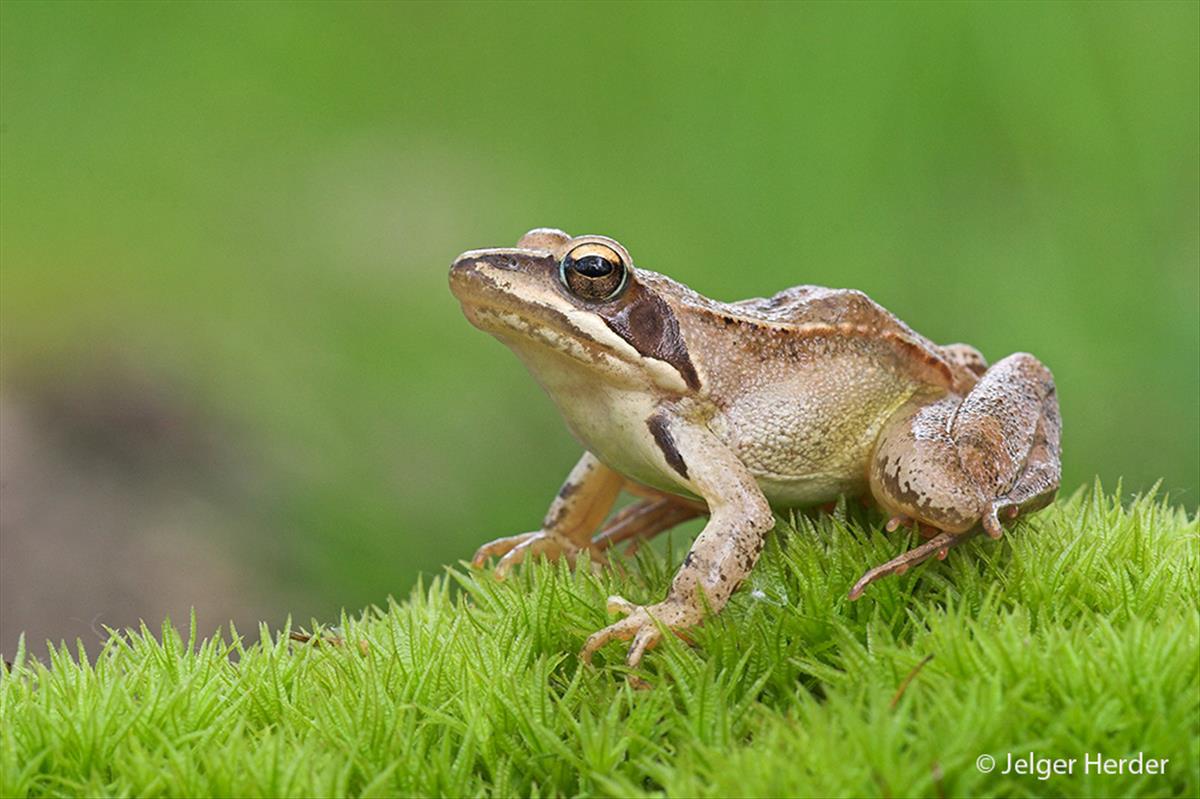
xmin=2 ymin=482 xmax=1197 ymax=798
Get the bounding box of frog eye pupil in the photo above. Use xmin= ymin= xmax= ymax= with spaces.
xmin=560 ymin=245 xmax=628 ymax=302
xmin=573 ymin=255 xmax=613 ymax=278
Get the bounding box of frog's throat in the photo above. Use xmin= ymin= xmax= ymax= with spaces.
xmin=466 ymin=303 xmax=692 ymax=395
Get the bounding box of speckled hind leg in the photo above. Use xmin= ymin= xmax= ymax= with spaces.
xmin=471 ymin=452 xmax=623 ymax=578
xmin=953 ymin=353 xmax=1061 ymax=537
xmin=979 ymin=378 xmax=1062 ymax=534
xmin=860 ymin=352 xmax=1061 ymax=598
xmin=940 ymin=342 xmax=989 ymax=376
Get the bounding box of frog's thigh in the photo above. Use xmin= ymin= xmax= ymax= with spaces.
xmin=871 ymin=352 xmax=1060 ymax=536
xmin=870 ymin=396 xmax=980 ymax=533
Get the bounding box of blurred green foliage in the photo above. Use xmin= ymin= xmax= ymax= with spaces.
xmin=1 ymin=1 xmax=1197 ymax=623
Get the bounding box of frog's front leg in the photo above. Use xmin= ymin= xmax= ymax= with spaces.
xmin=471 ymin=452 xmax=623 ymax=578
xmin=581 ymin=412 xmax=774 ymax=668
xmin=854 ymin=352 xmax=1061 ymax=598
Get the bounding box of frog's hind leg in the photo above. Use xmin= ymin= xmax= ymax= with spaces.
xmin=952 ymin=353 xmax=1061 ymax=538
xmin=591 ymin=486 xmax=706 ymax=556
xmin=977 ymin=375 xmax=1062 ymax=536
xmin=857 ymin=352 xmax=1060 ymax=598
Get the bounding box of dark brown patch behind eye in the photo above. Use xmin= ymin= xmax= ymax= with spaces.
xmin=626 ymin=301 xmax=663 ymax=342
xmin=601 ymin=284 xmax=701 ymax=391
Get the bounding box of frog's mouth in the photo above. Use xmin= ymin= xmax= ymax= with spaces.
xmin=450 ymin=249 xmax=697 ymax=394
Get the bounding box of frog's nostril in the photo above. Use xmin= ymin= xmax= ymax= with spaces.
xmin=490 ymin=254 xmax=520 ymax=271
xmin=451 ymin=251 xmax=522 ymax=274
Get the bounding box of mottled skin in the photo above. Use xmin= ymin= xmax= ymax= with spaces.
xmin=449 ymin=229 xmax=1061 ymax=671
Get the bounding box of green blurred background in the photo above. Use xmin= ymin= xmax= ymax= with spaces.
xmin=1 ymin=1 xmax=1197 ymax=656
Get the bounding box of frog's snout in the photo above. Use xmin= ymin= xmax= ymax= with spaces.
xmin=452 ymin=250 xmax=520 ymax=276
xmin=448 ymin=252 xmax=491 ymax=300
xmin=448 ymin=255 xmax=469 ymax=296
xmin=450 ymin=248 xmax=562 ymax=303
xmin=449 ymin=250 xmax=528 ymax=307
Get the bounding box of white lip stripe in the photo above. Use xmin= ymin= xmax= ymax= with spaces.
xmin=469 ymin=262 xmax=690 ymax=394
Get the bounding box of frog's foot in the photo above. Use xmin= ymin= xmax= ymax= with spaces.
xmin=470 ymin=531 xmax=580 ymax=579
xmin=580 ymin=595 xmax=702 ymax=669
xmin=883 ymin=514 xmax=942 ymax=539
xmin=848 ymin=529 xmax=980 ymax=600
xmin=591 ymin=496 xmax=704 ymax=556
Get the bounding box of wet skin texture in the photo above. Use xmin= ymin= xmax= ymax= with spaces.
xmin=449 ymin=228 xmax=1061 ymax=674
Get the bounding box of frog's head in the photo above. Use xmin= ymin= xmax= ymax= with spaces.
xmin=450 ymin=228 xmax=699 ymax=394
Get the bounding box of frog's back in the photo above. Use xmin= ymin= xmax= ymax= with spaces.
xmin=730 ymin=284 xmax=883 ymax=324
xmin=649 ymin=277 xmax=964 ymax=393
xmin=730 ymin=286 xmax=937 ymax=355
xmin=657 ymin=280 xmax=972 ymax=505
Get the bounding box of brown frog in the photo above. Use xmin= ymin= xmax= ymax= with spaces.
xmin=449 ymin=229 xmax=1061 ymax=670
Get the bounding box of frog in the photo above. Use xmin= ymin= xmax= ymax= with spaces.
xmin=449 ymin=228 xmax=1061 ymax=671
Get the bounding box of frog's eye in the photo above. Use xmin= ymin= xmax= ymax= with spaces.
xmin=559 ymin=243 xmax=628 ymax=302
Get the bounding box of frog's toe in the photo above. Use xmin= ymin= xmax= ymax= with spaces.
xmin=472 ymin=531 xmax=575 ymax=577
xmin=626 ymin=625 xmax=661 ymax=669
xmin=580 ymin=616 xmax=631 ymax=666
xmin=580 ymin=596 xmax=703 ymax=670
xmin=606 ymin=595 xmax=640 ymax=616
xmin=470 ymin=533 xmax=531 ymax=569
xmin=981 ymin=503 xmax=1005 ymax=540
xmin=849 ymin=529 xmax=980 ymax=600
xmin=580 ymin=606 xmax=661 ymax=668
xmin=493 ymin=532 xmax=574 ymax=579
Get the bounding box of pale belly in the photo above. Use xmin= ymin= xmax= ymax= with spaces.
xmin=518 ymin=352 xmax=690 ymax=495
xmin=549 ymin=374 xmax=914 ymax=508
xmin=513 ymin=341 xmax=921 ymax=509
xmin=555 ymin=387 xmax=686 ymax=494
xmin=713 ymin=368 xmax=919 ymax=507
